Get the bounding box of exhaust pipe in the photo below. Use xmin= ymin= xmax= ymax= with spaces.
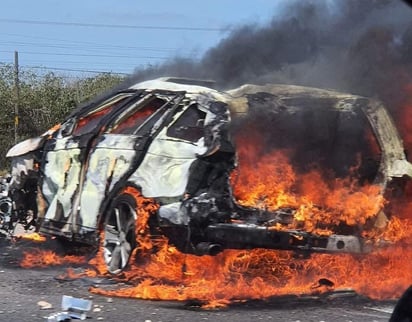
xmin=195 ymin=242 xmax=222 ymax=256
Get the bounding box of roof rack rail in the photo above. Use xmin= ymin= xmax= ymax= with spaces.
xmin=163 ymin=77 xmax=216 ymax=88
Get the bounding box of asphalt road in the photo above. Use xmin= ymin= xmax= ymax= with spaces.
xmin=0 ymin=234 xmax=397 ymax=322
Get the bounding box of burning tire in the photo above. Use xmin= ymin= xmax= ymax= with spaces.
xmin=103 ymin=192 xmax=137 ymax=274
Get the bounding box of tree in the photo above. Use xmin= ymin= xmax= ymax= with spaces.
xmin=0 ymin=65 xmax=125 ymax=169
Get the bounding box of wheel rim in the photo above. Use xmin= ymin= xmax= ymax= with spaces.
xmin=103 ymin=201 xmax=136 ymax=274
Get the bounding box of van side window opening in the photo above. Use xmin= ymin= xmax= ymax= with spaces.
xmin=73 ymin=94 xmax=133 ymax=136
xmin=167 ymin=104 xmax=206 ymax=142
xmin=110 ymin=97 xmax=166 ymax=134
xmin=74 ymin=108 xmax=113 ymax=136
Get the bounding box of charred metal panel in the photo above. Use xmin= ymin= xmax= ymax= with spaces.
xmin=78 ymin=134 xmax=137 ymax=231
xmin=8 ymin=153 xmax=37 ymax=189
xmin=134 ymin=94 xmax=233 ymax=226
xmin=227 ymin=83 xmax=412 ymax=187
xmin=158 ymin=202 xmax=189 ymax=225
xmin=205 ymin=223 xmax=364 ymax=254
xmin=6 ymin=137 xmax=43 ymax=159
xmin=361 ymin=99 xmax=412 ymax=181
xmin=6 ymin=127 xmax=59 ymax=194
xmin=131 ymin=152 xmax=199 ymax=197
xmin=130 ymin=100 xmax=209 ymax=198
xmin=41 ymin=145 xmax=82 ymax=234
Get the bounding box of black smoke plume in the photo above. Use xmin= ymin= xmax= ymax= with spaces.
xmin=126 ymin=0 xmax=412 ymax=109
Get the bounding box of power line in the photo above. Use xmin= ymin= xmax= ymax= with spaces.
xmin=0 ymin=39 xmax=178 ymax=53
xmin=20 ymin=65 xmax=131 ymax=75
xmin=0 ymin=32 xmax=179 ymax=51
xmin=0 ymin=50 xmax=168 ymax=60
xmin=1 ymin=59 xmax=153 ymax=73
xmin=0 ymin=18 xmax=229 ymax=32
xmin=0 ymin=62 xmax=130 ymax=74
xmin=2 ymin=57 xmax=152 ymax=66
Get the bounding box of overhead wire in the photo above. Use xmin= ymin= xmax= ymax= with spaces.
xmin=0 ymin=18 xmax=215 ymax=77
xmin=21 ymin=65 xmax=131 ymax=75
xmin=0 ymin=50 xmax=168 ymax=60
xmin=0 ymin=39 xmax=178 ymax=53
xmin=0 ymin=18 xmax=229 ymax=32
xmin=0 ymin=32 xmax=179 ymax=51
xmin=0 ymin=62 xmax=132 ymax=75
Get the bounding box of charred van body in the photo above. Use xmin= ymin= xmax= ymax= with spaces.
xmin=6 ymin=78 xmax=412 ymax=274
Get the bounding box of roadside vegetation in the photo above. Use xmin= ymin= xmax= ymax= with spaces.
xmin=0 ymin=64 xmax=125 ymax=170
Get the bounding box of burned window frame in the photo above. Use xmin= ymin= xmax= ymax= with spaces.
xmin=166 ymin=103 xmax=206 ymax=143
xmin=104 ymin=93 xmax=180 ymax=136
xmin=58 ymin=93 xmax=135 ymax=138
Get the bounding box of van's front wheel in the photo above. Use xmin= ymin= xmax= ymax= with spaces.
xmin=103 ymin=193 xmax=137 ymax=275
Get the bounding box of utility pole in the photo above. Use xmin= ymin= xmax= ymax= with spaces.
xmin=14 ymin=50 xmax=20 ymax=144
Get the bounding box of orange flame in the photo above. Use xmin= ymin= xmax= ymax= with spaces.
xmin=87 ymin=170 xmax=411 ymax=307
xmin=15 ymin=232 xmax=47 ymax=242
xmin=86 ymin=124 xmax=411 ymax=307
xmin=20 ymin=249 xmax=86 ymax=268
xmin=231 ymin=129 xmax=387 ymax=238
xmin=89 ymin=241 xmax=412 ymax=306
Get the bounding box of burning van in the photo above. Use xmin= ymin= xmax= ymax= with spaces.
xmin=6 ymin=77 xmax=412 ymax=274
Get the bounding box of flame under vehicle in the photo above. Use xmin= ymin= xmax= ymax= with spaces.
xmin=6 ymin=78 xmax=412 ymax=274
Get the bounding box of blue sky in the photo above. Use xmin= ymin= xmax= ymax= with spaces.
xmin=0 ymin=0 xmax=286 ymax=77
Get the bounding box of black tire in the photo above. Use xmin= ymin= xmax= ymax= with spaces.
xmin=103 ymin=193 xmax=137 ymax=274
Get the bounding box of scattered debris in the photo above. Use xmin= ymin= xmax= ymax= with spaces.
xmin=365 ymin=306 xmax=393 ymax=314
xmin=38 ymin=300 xmax=53 ymax=310
xmin=46 ymin=295 xmax=92 ymax=321
xmin=46 ymin=312 xmax=72 ymax=322
xmin=311 ymin=278 xmax=335 ymax=289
